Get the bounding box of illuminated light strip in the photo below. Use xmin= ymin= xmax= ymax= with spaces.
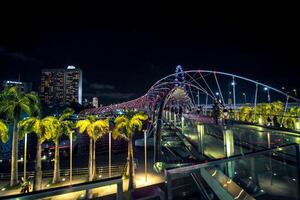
xmin=234 ymin=189 xmax=244 ymax=199
xmin=211 ymin=170 xmax=217 ymax=176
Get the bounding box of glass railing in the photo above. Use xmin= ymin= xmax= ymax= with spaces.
xmin=165 ymin=143 xmax=299 ymax=200
xmin=0 ymin=176 xmax=124 ymax=200
xmin=179 ymin=116 xmax=300 ymax=161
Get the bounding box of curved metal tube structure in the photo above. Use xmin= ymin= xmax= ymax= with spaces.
xmin=80 ymin=67 xmax=300 ymax=116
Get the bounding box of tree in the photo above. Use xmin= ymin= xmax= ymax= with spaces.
xmin=239 ymin=106 xmax=254 ymax=122
xmin=0 ymin=86 xmax=39 ymax=186
xmin=59 ymin=108 xmax=76 ymax=184
xmin=53 ymin=108 xmax=75 ymax=183
xmin=76 ymin=116 xmax=109 ymax=181
xmin=283 ymin=106 xmax=300 ymax=129
xmin=0 ymin=120 xmax=9 ymax=143
xmin=112 ymin=112 xmax=148 ymax=190
xmin=18 ymin=116 xmax=54 ymax=191
xmin=270 ymin=101 xmax=284 ymax=124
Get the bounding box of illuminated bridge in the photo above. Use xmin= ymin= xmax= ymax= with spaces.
xmin=79 ymin=66 xmax=300 ymax=200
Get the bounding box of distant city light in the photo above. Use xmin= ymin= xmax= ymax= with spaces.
xmin=231 ymin=81 xmax=235 ymax=86
xmin=215 ymin=92 xmax=219 ymax=96
xmin=6 ymin=80 xmax=22 ymax=85
xmin=67 ymin=65 xmax=76 ymax=69
xmin=264 ymin=87 xmax=268 ymax=91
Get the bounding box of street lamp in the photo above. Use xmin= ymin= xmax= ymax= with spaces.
xmin=24 ymin=133 xmax=28 ymax=180
xmin=264 ymin=87 xmax=271 ymax=103
xmin=242 ymin=93 xmax=247 ymax=104
xmin=293 ymin=89 xmax=297 ymax=97
xmin=70 ymin=132 xmax=73 ymax=184
xmin=109 ymin=131 xmax=112 ymax=178
xmin=144 ymin=129 xmax=147 ymax=182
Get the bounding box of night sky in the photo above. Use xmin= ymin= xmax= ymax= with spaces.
xmin=0 ymin=5 xmax=299 ymax=104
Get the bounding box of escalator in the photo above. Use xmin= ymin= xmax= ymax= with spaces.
xmin=190 ymin=171 xmax=218 ymax=200
xmin=161 ymin=124 xmax=206 ymax=164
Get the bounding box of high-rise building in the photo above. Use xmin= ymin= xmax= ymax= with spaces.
xmin=1 ymin=80 xmax=32 ymax=93
xmin=40 ymin=66 xmax=82 ymax=106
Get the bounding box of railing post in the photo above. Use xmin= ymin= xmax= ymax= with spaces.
xmin=197 ymin=123 xmax=204 ymax=155
xmin=165 ymin=170 xmax=172 ymax=200
xmin=223 ymin=127 xmax=235 ymax=178
xmin=295 ymin=144 xmax=300 ymax=195
xmin=116 ymin=179 xmax=123 ymax=200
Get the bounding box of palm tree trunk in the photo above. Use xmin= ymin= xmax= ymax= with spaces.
xmin=88 ymin=137 xmax=93 ymax=181
xmin=10 ymin=117 xmax=19 ymax=186
xmin=52 ymin=139 xmax=61 ymax=183
xmin=34 ymin=139 xmax=42 ymax=191
xmin=93 ymin=140 xmax=96 ymax=180
xmin=128 ymin=138 xmax=135 ymax=190
xmin=87 ymin=138 xmax=94 ymax=199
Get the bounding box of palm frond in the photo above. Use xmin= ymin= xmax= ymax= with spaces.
xmin=59 ymin=108 xmax=74 ymax=121
xmin=0 ymin=120 xmax=9 ymax=143
xmin=76 ymin=119 xmax=91 ymax=134
xmin=112 ymin=121 xmax=127 ymax=140
xmin=92 ymin=119 xmax=109 ymax=140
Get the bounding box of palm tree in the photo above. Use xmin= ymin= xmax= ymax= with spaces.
xmin=51 ymin=108 xmax=74 ymax=183
xmin=55 ymin=108 xmax=75 ymax=184
xmin=18 ymin=116 xmax=55 ymax=191
xmin=76 ymin=116 xmax=109 ymax=181
xmin=0 ymin=86 xmax=40 ymax=186
xmin=76 ymin=116 xmax=95 ymax=182
xmin=112 ymin=112 xmax=148 ymax=190
xmin=0 ymin=120 xmax=9 ymax=143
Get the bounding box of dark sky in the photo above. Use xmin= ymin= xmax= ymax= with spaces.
xmin=0 ymin=5 xmax=299 ymax=104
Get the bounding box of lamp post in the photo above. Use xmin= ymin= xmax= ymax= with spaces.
xmin=242 ymin=93 xmax=247 ymax=104
xmin=231 ymin=79 xmax=236 ymax=117
xmin=109 ymin=131 xmax=112 ymax=178
xmin=144 ymin=130 xmax=147 ymax=182
xmin=264 ymin=87 xmax=271 ymax=103
xmin=70 ymin=132 xmax=73 ymax=184
xmin=23 ymin=133 xmax=27 ymax=180
xmin=293 ymin=89 xmax=297 ymax=97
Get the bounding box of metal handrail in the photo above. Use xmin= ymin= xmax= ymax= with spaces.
xmin=0 ymin=164 xmax=126 ymax=180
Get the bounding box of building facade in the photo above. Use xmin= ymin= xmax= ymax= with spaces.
xmin=1 ymin=80 xmax=32 ymax=93
xmin=40 ymin=66 xmax=82 ymax=106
